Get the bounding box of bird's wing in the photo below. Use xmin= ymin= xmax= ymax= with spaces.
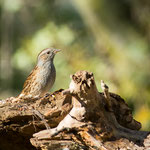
xmin=21 ymin=66 xmax=39 ymax=95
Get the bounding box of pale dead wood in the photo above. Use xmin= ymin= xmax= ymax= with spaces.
xmin=32 ymin=71 xmax=149 ymax=150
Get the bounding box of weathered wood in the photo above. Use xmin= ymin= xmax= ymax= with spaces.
xmin=0 ymin=71 xmax=149 ymax=150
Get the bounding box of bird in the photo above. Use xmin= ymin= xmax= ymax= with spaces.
xmin=18 ymin=48 xmax=61 ymax=99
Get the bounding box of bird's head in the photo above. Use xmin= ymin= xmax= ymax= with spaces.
xmin=37 ymin=48 xmax=61 ymax=66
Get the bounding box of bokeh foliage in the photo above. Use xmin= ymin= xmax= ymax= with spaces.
xmin=0 ymin=0 xmax=150 ymax=130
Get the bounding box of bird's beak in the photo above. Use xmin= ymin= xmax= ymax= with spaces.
xmin=54 ymin=49 xmax=61 ymax=54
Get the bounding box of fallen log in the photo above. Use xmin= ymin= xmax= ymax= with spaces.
xmin=0 ymin=71 xmax=149 ymax=150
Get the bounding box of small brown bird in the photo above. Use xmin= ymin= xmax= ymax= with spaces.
xmin=18 ymin=48 xmax=61 ymax=99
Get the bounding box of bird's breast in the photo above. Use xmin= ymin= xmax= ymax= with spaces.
xmin=38 ymin=62 xmax=56 ymax=94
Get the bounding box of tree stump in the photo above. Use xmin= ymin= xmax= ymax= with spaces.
xmin=0 ymin=71 xmax=149 ymax=150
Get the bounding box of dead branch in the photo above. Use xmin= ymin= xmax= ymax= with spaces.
xmin=0 ymin=71 xmax=149 ymax=150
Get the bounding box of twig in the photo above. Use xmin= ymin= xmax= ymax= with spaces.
xmin=32 ymin=109 xmax=50 ymax=130
xmin=101 ymin=80 xmax=112 ymax=111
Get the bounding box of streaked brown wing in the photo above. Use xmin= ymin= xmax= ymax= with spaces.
xmin=21 ymin=66 xmax=39 ymax=94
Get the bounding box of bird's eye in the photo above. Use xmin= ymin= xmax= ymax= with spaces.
xmin=47 ymin=51 xmax=50 ymax=54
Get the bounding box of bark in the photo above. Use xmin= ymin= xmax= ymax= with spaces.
xmin=0 ymin=71 xmax=149 ymax=150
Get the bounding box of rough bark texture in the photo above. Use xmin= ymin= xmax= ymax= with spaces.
xmin=0 ymin=71 xmax=150 ymax=150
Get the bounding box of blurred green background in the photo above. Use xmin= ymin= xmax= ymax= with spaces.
xmin=0 ymin=0 xmax=150 ymax=130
